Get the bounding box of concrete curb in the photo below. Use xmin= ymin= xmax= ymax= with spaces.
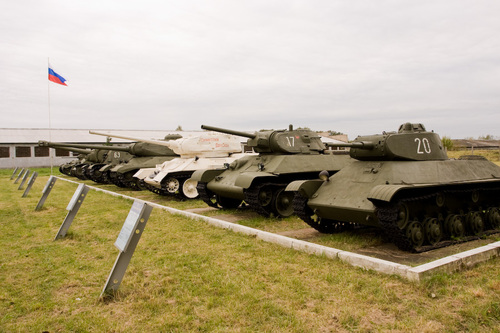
xmin=52 ymin=177 xmax=500 ymax=281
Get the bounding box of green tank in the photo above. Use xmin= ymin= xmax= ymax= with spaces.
xmin=191 ymin=125 xmax=353 ymax=217
xmin=56 ymin=147 xmax=93 ymax=177
xmin=88 ymin=131 xmax=181 ymax=190
xmin=38 ymin=141 xmax=109 ymax=180
xmin=287 ymin=122 xmax=500 ymax=252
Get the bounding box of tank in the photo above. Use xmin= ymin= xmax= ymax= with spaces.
xmin=87 ymin=131 xmax=181 ymax=189
xmin=56 ymin=147 xmax=91 ymax=176
xmin=191 ymin=125 xmax=353 ymax=217
xmin=286 ymin=122 xmax=500 ymax=252
xmin=92 ymin=131 xmax=248 ymax=198
xmin=38 ymin=141 xmax=110 ymax=180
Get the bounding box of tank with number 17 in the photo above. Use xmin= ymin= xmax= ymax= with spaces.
xmin=191 ymin=124 xmax=353 ymax=217
xmin=286 ymin=123 xmax=500 ymax=252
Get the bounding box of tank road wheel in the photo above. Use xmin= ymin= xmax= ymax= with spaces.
xmin=445 ymin=214 xmax=465 ymax=238
xmin=257 ymin=186 xmax=273 ymax=207
xmin=423 ymin=217 xmax=443 ymax=245
xmin=197 ymin=182 xmax=219 ymax=208
xmin=292 ymin=192 xmax=352 ymax=233
xmin=182 ymin=179 xmax=199 ymax=199
xmin=109 ymin=172 xmax=127 ymax=188
xmin=163 ymin=177 xmax=181 ymax=195
xmin=74 ymin=165 xmax=89 ymax=180
xmin=466 ymin=211 xmax=484 ymax=235
xmin=136 ymin=179 xmax=148 ymax=191
xmin=272 ymin=188 xmax=295 ymax=218
xmin=405 ymin=221 xmax=425 ymax=248
xmin=216 ymin=195 xmax=242 ymax=209
xmin=486 ymin=207 xmax=500 ymax=229
xmin=88 ymin=165 xmax=105 ymax=183
xmin=245 ymin=184 xmax=274 ymax=217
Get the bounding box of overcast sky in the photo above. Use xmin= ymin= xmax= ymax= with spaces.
xmin=1 ymin=0 xmax=499 ymax=139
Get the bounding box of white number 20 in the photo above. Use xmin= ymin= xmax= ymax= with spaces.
xmin=415 ymin=138 xmax=431 ymax=154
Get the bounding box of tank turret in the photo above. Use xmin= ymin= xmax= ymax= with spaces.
xmin=325 ymin=122 xmax=448 ymax=161
xmin=89 ymin=130 xmax=241 ymax=158
xmin=201 ymin=124 xmax=326 ymax=154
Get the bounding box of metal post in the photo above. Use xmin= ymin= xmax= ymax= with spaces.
xmin=10 ymin=167 xmax=19 ymax=180
xmin=54 ymin=184 xmax=89 ymax=240
xmin=101 ymin=201 xmax=153 ymax=298
xmin=22 ymin=172 xmax=38 ymax=198
xmin=35 ymin=176 xmax=58 ymax=211
xmin=14 ymin=168 xmax=26 ymax=184
xmin=17 ymin=169 xmax=31 ymax=190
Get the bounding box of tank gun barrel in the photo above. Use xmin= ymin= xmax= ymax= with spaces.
xmin=89 ymin=131 xmax=171 ymax=148
xmin=52 ymin=146 xmax=93 ymax=155
xmin=38 ymin=140 xmax=129 ymax=152
xmin=326 ymin=141 xmax=375 ymax=150
xmin=201 ymin=125 xmax=256 ymax=139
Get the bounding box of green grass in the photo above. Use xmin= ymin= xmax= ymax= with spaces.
xmin=0 ymin=168 xmax=499 ymax=332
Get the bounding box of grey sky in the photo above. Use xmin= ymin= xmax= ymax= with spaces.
xmin=1 ymin=0 xmax=499 ymax=139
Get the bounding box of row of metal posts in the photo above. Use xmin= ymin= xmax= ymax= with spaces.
xmin=7 ymin=167 xmax=152 ymax=299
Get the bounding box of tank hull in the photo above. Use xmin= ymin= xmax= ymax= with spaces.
xmin=295 ymin=159 xmax=500 ymax=251
xmin=195 ymin=153 xmax=353 ymax=217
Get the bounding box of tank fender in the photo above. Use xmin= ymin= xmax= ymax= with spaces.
xmin=367 ymin=184 xmax=413 ymax=202
xmin=234 ymin=172 xmax=277 ymax=189
xmin=190 ymin=168 xmax=225 ymax=183
xmin=99 ymin=164 xmax=114 ymax=172
xmin=285 ymin=180 xmax=324 ymax=199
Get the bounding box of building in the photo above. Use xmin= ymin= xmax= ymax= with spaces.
xmin=0 ymin=128 xmax=348 ymax=169
xmin=0 ymin=128 xmax=188 ymax=169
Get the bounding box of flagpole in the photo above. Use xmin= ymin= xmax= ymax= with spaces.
xmin=48 ymin=57 xmax=53 ymax=175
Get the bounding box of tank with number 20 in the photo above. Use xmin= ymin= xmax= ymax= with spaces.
xmin=286 ymin=122 xmax=500 ymax=252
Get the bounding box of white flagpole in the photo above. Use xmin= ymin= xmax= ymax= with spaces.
xmin=48 ymin=57 xmax=53 ymax=175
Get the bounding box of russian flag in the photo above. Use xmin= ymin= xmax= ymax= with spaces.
xmin=48 ymin=66 xmax=67 ymax=86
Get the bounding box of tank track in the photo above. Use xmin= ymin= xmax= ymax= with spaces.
xmin=87 ymin=164 xmax=109 ymax=184
xmin=145 ymin=182 xmax=170 ymax=196
xmin=197 ymin=182 xmax=219 ymax=208
xmin=108 ymin=172 xmax=127 ymax=188
xmin=117 ymin=171 xmax=142 ymax=191
xmin=244 ymin=182 xmax=277 ymax=217
xmin=293 ymin=192 xmax=357 ymax=233
xmin=375 ymin=186 xmax=500 ymax=253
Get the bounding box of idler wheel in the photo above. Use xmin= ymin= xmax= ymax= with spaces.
xmin=486 ymin=207 xmax=500 ymax=229
xmin=423 ymin=217 xmax=443 ymax=245
xmin=466 ymin=211 xmax=484 ymax=235
xmin=405 ymin=221 xmax=424 ymax=248
xmin=272 ymin=188 xmax=295 ymax=218
xmin=182 ymin=179 xmax=199 ymax=199
xmin=445 ymin=214 xmax=465 ymax=238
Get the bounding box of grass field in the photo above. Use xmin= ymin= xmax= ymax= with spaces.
xmin=0 ymin=165 xmax=499 ymax=332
